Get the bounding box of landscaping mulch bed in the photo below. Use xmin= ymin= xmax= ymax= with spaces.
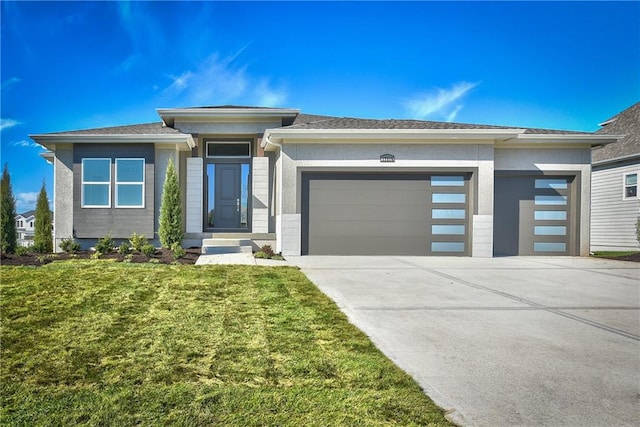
xmin=594 ymin=252 xmax=640 ymax=263
xmin=0 ymin=247 xmax=201 ymax=267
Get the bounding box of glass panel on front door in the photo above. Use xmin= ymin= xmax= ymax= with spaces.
xmin=206 ymin=163 xmax=250 ymax=229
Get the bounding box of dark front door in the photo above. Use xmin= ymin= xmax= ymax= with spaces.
xmin=214 ymin=164 xmax=241 ymax=228
xmin=206 ymin=163 xmax=250 ymax=230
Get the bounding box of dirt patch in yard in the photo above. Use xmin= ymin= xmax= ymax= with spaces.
xmin=0 ymin=247 xmax=201 ymax=266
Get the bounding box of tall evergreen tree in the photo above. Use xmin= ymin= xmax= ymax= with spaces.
xmin=0 ymin=163 xmax=17 ymax=254
xmin=33 ymin=182 xmax=53 ymax=253
xmin=158 ymin=158 xmax=183 ymax=248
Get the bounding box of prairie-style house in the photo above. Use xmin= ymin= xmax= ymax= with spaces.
xmin=30 ymin=106 xmax=620 ymax=257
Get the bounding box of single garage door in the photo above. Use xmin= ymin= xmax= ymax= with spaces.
xmin=494 ymin=173 xmax=578 ymax=256
xmin=301 ymin=173 xmax=471 ymax=256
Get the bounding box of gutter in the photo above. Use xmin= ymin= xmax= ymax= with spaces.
xmin=29 ymin=133 xmax=196 ymax=151
xmin=261 ymin=131 xmax=282 ymax=151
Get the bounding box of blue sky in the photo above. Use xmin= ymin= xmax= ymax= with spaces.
xmin=1 ymin=1 xmax=639 ymax=212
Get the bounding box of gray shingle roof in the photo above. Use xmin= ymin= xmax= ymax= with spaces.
xmin=592 ymin=102 xmax=640 ymax=163
xmin=286 ymin=114 xmax=588 ymax=134
xmin=46 ymin=122 xmax=185 ymax=136
xmin=40 ymin=109 xmax=595 ymax=137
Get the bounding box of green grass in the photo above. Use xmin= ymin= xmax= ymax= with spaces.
xmin=1 ymin=261 xmax=453 ymax=426
xmin=591 ymin=251 xmax=640 ymax=258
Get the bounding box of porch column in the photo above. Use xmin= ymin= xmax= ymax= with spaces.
xmin=252 ymin=157 xmax=269 ymax=233
xmin=186 ymin=157 xmax=203 ymax=233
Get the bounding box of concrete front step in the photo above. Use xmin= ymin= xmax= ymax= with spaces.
xmin=202 ymin=238 xmax=253 ymax=255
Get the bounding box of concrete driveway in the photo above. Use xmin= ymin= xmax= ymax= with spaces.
xmin=288 ymin=256 xmax=640 ymax=427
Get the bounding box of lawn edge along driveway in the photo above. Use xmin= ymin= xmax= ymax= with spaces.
xmin=1 ymin=261 xmax=454 ymax=426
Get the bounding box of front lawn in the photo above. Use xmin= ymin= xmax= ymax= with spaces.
xmin=1 ymin=262 xmax=452 ymax=426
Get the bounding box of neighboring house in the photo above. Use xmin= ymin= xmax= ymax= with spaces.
xmin=591 ymin=102 xmax=640 ymax=251
xmin=15 ymin=210 xmax=36 ymax=247
xmin=31 ymin=106 xmax=619 ymax=257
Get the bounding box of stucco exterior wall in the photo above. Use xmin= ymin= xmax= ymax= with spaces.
xmin=53 ymin=145 xmax=74 ymax=252
xmin=495 ymin=147 xmax=592 ymax=256
xmin=174 ymin=121 xmax=282 ymax=135
xmin=155 ymin=148 xmax=180 ymax=234
xmin=277 ymin=142 xmax=497 ymax=257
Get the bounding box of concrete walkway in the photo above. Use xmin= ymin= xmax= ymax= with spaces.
xmin=288 ymin=256 xmax=640 ymax=427
xmin=195 ymin=252 xmax=291 ymax=266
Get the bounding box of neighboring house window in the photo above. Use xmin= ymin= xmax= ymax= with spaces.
xmin=29 ymin=221 xmax=33 ymax=227
xmin=82 ymin=158 xmax=111 ymax=207
xmin=115 ymin=158 xmax=145 ymax=208
xmin=624 ymin=173 xmax=638 ymax=199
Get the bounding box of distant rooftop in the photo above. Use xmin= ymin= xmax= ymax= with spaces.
xmin=592 ymin=102 xmax=640 ymax=163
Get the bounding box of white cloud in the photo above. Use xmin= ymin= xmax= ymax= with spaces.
xmin=404 ymin=81 xmax=479 ymax=122
xmin=11 ymin=139 xmax=45 ymax=150
xmin=254 ymin=80 xmax=287 ymax=107
xmin=1 ymin=77 xmax=20 ymax=91
xmin=16 ymin=192 xmax=39 ymax=212
xmin=0 ymin=118 xmax=21 ymax=132
xmin=160 ymin=49 xmax=287 ymax=107
xmin=444 ymin=104 xmax=464 ymax=123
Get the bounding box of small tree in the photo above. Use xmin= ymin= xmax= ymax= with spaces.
xmin=33 ymin=182 xmax=53 ymax=253
xmin=0 ymin=164 xmax=17 ymax=254
xmin=158 ymin=158 xmax=183 ymax=248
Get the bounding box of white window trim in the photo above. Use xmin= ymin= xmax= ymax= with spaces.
xmin=623 ymin=172 xmax=639 ymax=200
xmin=205 ymin=141 xmax=252 ymax=158
xmin=115 ymin=158 xmax=145 ymax=208
xmin=81 ymin=158 xmax=111 ymax=208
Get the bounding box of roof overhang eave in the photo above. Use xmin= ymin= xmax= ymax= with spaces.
xmin=262 ymin=128 xmax=528 ymax=147
xmin=504 ymin=134 xmax=623 ymax=147
xmin=39 ymin=151 xmax=54 ymax=164
xmin=29 ymin=133 xmax=196 ymax=151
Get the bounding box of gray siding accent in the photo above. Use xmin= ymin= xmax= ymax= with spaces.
xmin=591 ymin=163 xmax=640 ymax=250
xmin=73 ymin=144 xmax=155 ymax=238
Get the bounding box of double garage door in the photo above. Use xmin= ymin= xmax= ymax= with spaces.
xmin=301 ymin=173 xmax=472 ymax=256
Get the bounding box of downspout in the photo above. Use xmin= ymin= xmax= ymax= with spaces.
xmin=261 ymin=131 xmax=283 ymax=253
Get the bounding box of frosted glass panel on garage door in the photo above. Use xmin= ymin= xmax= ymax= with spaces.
xmin=431 ymin=176 xmax=465 ymax=186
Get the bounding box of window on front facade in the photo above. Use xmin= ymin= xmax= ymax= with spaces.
xmin=206 ymin=141 xmax=251 ymax=158
xmin=82 ymin=159 xmax=111 ymax=207
xmin=624 ymin=173 xmax=638 ymax=199
xmin=115 ymin=159 xmax=145 ymax=208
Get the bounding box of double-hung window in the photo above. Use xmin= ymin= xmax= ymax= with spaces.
xmin=624 ymin=173 xmax=638 ymax=199
xmin=115 ymin=159 xmax=145 ymax=208
xmin=82 ymin=159 xmax=111 ymax=207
